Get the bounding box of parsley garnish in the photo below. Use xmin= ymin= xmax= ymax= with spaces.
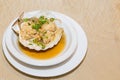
xmin=23 ymin=18 xmax=29 ymax=22
xmin=30 ymin=16 xmax=55 ymax=31
xmin=50 ymin=18 xmax=55 ymax=22
xmin=32 ymin=39 xmax=45 ymax=49
xmin=32 ymin=23 xmax=41 ymax=31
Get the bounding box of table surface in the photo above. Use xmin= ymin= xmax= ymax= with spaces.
xmin=0 ymin=0 xmax=120 ymax=80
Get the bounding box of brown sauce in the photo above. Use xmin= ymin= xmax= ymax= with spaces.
xmin=18 ymin=34 xmax=66 ymax=60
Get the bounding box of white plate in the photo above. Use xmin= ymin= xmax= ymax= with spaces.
xmin=2 ymin=11 xmax=88 ymax=77
xmin=5 ymin=11 xmax=78 ymax=66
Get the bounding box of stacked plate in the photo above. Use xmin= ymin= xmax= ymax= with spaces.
xmin=2 ymin=10 xmax=88 ymax=77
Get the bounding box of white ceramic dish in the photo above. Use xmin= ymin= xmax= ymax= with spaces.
xmin=2 ymin=12 xmax=88 ymax=76
xmin=5 ymin=11 xmax=77 ymax=66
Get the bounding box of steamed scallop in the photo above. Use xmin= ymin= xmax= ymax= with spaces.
xmin=12 ymin=16 xmax=63 ymax=51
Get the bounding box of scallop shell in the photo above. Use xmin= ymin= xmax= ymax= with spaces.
xmin=12 ymin=13 xmax=63 ymax=51
xmin=19 ymin=25 xmax=63 ymax=51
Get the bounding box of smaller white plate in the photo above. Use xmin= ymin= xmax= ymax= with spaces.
xmin=5 ymin=11 xmax=78 ymax=66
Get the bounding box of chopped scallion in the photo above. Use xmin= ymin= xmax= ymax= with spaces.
xmin=32 ymin=23 xmax=41 ymax=31
xmin=50 ymin=18 xmax=55 ymax=22
xmin=23 ymin=18 xmax=29 ymax=22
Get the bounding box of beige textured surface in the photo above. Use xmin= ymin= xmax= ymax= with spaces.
xmin=0 ymin=0 xmax=120 ymax=80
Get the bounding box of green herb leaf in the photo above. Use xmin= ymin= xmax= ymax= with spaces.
xmin=32 ymin=39 xmax=38 ymax=43
xmin=50 ymin=18 xmax=55 ymax=22
xmin=41 ymin=44 xmax=45 ymax=49
xmin=39 ymin=16 xmax=47 ymax=24
xmin=23 ymin=18 xmax=29 ymax=22
xmin=39 ymin=16 xmax=44 ymax=19
xmin=32 ymin=23 xmax=41 ymax=31
xmin=38 ymin=42 xmax=45 ymax=49
xmin=32 ymin=39 xmax=45 ymax=49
